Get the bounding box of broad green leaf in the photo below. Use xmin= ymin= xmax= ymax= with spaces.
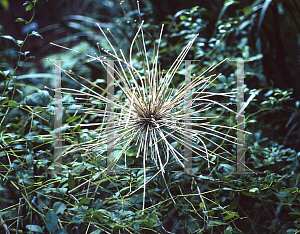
xmin=24 ymin=90 xmax=51 ymax=106
xmin=45 ymin=210 xmax=58 ymax=234
xmin=26 ymin=225 xmax=43 ymax=233
xmin=53 ymin=202 xmax=67 ymax=215
xmin=26 ymin=3 xmax=33 ymax=11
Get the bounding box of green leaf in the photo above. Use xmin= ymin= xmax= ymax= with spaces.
xmin=30 ymin=31 xmax=43 ymax=39
xmin=249 ymin=54 xmax=263 ymax=61
xmin=249 ymin=188 xmax=259 ymax=193
xmin=26 ymin=3 xmax=33 ymax=11
xmin=209 ymin=220 xmax=227 ymax=226
xmin=93 ymin=211 xmax=103 ymax=223
xmin=15 ymin=18 xmax=28 ymax=24
xmin=0 ymin=0 xmax=9 ymax=11
xmin=286 ymin=229 xmax=298 ymax=234
xmin=45 ymin=210 xmax=58 ymax=234
xmin=0 ymin=70 xmax=9 ymax=77
xmin=90 ymin=229 xmax=102 ymax=234
xmin=224 ymin=0 xmax=238 ymax=6
xmin=17 ymin=40 xmax=24 ymax=46
xmin=68 ymin=173 xmax=75 ymax=190
xmin=0 ymin=35 xmax=16 ymax=43
xmin=66 ymin=116 xmax=81 ymax=123
xmin=257 ymin=0 xmax=272 ymax=35
xmin=223 ymin=211 xmax=238 ymax=220
xmin=180 ymin=15 xmax=188 ymax=21
xmin=224 ymin=226 xmax=233 ymax=234
xmin=93 ymin=199 xmax=103 ymax=209
xmin=227 ymin=197 xmax=239 ymax=211
xmin=24 ymin=90 xmax=51 ymax=106
xmin=241 ymin=191 xmax=256 ymax=196
xmin=53 ymin=202 xmax=67 ymax=215
xmin=26 ymin=225 xmax=43 ymax=233
xmin=288 ymin=212 xmax=300 ymax=216
xmin=144 ymin=218 xmax=154 ymax=227
xmin=79 ymin=198 xmax=90 ymax=208
xmin=1 ymin=100 xmax=19 ymax=108
xmin=73 ymin=125 xmax=81 ymax=132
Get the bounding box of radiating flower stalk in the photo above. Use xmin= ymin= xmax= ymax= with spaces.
xmin=47 ymin=2 xmax=250 ymax=211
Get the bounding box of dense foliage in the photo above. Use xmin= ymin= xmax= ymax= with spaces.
xmin=0 ymin=0 xmax=299 ymax=233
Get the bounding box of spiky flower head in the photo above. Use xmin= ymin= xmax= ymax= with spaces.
xmin=49 ymin=17 xmax=245 ymax=210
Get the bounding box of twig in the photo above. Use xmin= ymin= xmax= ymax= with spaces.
xmin=16 ymin=198 xmax=22 ymax=234
xmin=0 ymin=214 xmax=10 ymax=234
xmin=194 ymin=180 xmax=210 ymax=228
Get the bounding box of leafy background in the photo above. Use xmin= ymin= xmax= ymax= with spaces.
xmin=0 ymin=0 xmax=300 ymax=233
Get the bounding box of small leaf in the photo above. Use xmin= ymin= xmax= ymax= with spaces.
xmin=66 ymin=116 xmax=81 ymax=123
xmin=0 ymin=70 xmax=9 ymax=77
xmin=224 ymin=226 xmax=233 ymax=234
xmin=264 ymin=90 xmax=273 ymax=97
xmin=223 ymin=211 xmax=238 ymax=220
xmin=93 ymin=199 xmax=103 ymax=209
xmin=17 ymin=40 xmax=24 ymax=46
xmin=26 ymin=4 xmax=33 ymax=11
xmin=286 ymin=229 xmax=298 ymax=234
xmin=180 ymin=15 xmax=188 ymax=21
xmin=30 ymin=31 xmax=43 ymax=39
xmin=15 ymin=18 xmax=28 ymax=24
xmin=0 ymin=35 xmax=16 ymax=43
xmin=26 ymin=225 xmax=43 ymax=233
xmin=249 ymin=54 xmax=263 ymax=61
xmin=249 ymin=188 xmax=258 ymax=193
xmin=79 ymin=198 xmax=90 ymax=208
xmin=53 ymin=202 xmax=66 ymax=215
xmin=68 ymin=173 xmax=75 ymax=190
